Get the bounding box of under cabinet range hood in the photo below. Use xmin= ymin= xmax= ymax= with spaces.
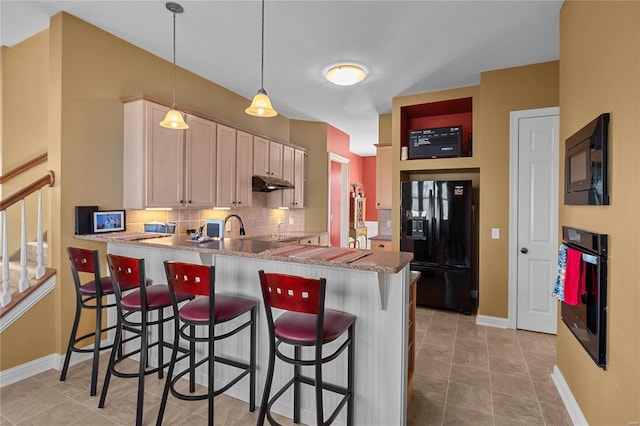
xmin=252 ymin=175 xmax=294 ymax=192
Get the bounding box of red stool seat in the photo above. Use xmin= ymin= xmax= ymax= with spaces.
xmin=79 ymin=276 xmax=139 ymax=295
xmin=275 ymin=310 xmax=356 ymax=344
xmin=178 ymin=294 xmax=256 ymax=324
xmin=120 ymin=284 xmax=190 ymax=310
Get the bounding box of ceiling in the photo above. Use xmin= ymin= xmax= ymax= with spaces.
xmin=0 ymin=1 xmax=563 ymax=156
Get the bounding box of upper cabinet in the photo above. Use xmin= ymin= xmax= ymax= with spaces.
xmin=217 ymin=125 xmax=252 ymax=208
xmin=185 ymin=115 xmax=217 ymax=207
xmin=253 ymin=138 xmax=283 ymax=178
xmin=376 ymin=145 xmax=392 ymax=209
xmin=123 ymin=99 xmax=216 ymax=209
xmin=269 ymin=147 xmax=305 ymax=209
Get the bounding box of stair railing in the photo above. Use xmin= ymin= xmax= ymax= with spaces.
xmin=0 ymin=153 xmax=54 ymax=308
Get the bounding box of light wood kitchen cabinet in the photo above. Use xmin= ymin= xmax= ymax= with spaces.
xmin=216 ymin=125 xmax=253 ymax=207
xmin=269 ymin=147 xmax=305 ymax=209
xmin=370 ymin=240 xmax=392 ymax=252
xmin=376 ymin=145 xmax=392 ymax=209
xmin=185 ymin=115 xmax=217 ymax=207
xmin=253 ymin=137 xmax=284 ymax=179
xmin=123 ymin=99 xmax=216 ymax=209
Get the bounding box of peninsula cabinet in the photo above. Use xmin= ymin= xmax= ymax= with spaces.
xmin=216 ymin=125 xmax=253 ymax=207
xmin=376 ymin=144 xmax=392 ymax=209
xmin=123 ymin=99 xmax=216 ymax=209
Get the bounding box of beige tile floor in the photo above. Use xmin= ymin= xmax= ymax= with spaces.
xmin=0 ymin=307 xmax=572 ymax=425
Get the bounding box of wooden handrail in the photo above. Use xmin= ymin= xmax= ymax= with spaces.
xmin=0 ymin=153 xmax=48 ymax=184
xmin=0 ymin=171 xmax=55 ymax=211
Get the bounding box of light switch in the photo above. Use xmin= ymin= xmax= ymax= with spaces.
xmin=491 ymin=228 xmax=500 ymax=239
xmin=289 ymin=217 xmax=295 ymax=225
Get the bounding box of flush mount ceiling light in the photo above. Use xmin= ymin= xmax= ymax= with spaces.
xmin=246 ymin=0 xmax=277 ymax=118
xmin=325 ymin=64 xmax=367 ymax=86
xmin=159 ymin=2 xmax=189 ymax=130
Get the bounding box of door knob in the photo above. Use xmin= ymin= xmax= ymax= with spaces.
xmin=520 ymin=247 xmax=529 ymax=254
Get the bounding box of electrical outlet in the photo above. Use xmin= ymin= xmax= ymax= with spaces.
xmin=386 ymin=220 xmax=392 ymax=228
xmin=491 ymin=228 xmax=500 ymax=239
xmin=289 ymin=217 xmax=294 ymax=225
xmin=225 ymin=221 xmax=232 ymax=231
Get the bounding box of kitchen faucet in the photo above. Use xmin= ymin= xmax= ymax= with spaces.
xmin=224 ymin=214 xmax=246 ymax=236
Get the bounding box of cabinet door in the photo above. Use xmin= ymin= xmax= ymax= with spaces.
xmin=216 ymin=124 xmax=237 ymax=207
xmin=281 ymin=145 xmax=295 ymax=207
xmin=376 ymin=145 xmax=392 ymax=209
xmin=185 ymin=115 xmax=216 ymax=207
xmin=268 ymin=141 xmax=283 ymax=178
xmin=253 ymin=136 xmax=269 ymax=176
xmin=235 ymin=131 xmax=253 ymax=207
xmin=145 ymin=102 xmax=185 ymax=208
xmin=293 ymin=149 xmax=305 ymax=208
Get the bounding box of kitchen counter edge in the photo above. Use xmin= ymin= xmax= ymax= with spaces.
xmin=76 ymin=233 xmax=412 ymax=274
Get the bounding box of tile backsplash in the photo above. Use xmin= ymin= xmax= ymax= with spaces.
xmin=126 ymin=193 xmax=305 ymax=237
xmin=378 ymin=209 xmax=392 ymax=236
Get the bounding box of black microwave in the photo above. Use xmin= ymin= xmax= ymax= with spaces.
xmin=565 ymin=113 xmax=609 ymax=205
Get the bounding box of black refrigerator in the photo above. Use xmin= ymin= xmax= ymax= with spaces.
xmin=401 ymin=180 xmax=476 ymax=314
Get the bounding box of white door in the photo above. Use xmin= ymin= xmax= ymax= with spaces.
xmin=510 ymin=108 xmax=559 ymax=334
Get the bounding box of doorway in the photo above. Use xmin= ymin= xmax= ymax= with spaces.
xmin=508 ymin=107 xmax=559 ymax=334
xmin=328 ymin=153 xmax=349 ymax=247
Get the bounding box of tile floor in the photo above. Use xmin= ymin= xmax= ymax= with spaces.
xmin=0 ymin=307 xmax=572 ymax=425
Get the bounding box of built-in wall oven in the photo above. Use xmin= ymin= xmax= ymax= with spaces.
xmin=561 ymin=226 xmax=608 ymax=369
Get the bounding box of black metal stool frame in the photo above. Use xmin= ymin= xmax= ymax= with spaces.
xmin=98 ymin=255 xmax=190 ymax=426
xmin=60 ymin=247 xmax=136 ymax=396
xmin=258 ymin=271 xmax=355 ymax=426
xmin=157 ymin=261 xmax=256 ymax=426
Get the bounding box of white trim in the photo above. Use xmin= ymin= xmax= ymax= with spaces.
xmin=327 ymin=153 xmax=350 ymax=247
xmin=551 ymin=365 xmax=589 ymax=426
xmin=475 ymin=315 xmax=510 ymax=329
xmin=0 ymin=274 xmax=56 ymax=333
xmin=508 ymin=106 xmax=560 ymax=330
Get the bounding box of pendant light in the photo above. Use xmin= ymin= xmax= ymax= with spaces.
xmin=246 ymin=0 xmax=277 ymax=117
xmin=160 ymin=2 xmax=189 ymax=129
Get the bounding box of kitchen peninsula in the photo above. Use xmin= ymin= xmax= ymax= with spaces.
xmin=77 ymin=232 xmax=413 ymax=426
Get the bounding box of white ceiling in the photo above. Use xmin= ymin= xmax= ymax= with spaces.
xmin=0 ymin=0 xmax=563 ymax=156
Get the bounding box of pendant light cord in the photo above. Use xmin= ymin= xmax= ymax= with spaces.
xmin=171 ymin=8 xmax=177 ymax=108
xmin=260 ymin=0 xmax=265 ymax=89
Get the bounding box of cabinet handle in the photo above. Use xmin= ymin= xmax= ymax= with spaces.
xmin=237 ymin=201 xmax=241 ymax=205
xmin=188 ymin=200 xmax=192 ymax=204
xmin=378 ymin=244 xmax=385 ymax=248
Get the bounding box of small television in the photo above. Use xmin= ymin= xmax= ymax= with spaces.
xmin=564 ymin=113 xmax=610 ymax=205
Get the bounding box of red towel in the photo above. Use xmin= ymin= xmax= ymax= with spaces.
xmin=564 ymin=248 xmax=586 ymax=305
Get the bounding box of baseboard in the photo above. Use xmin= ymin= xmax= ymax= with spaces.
xmin=551 ymin=365 xmax=588 ymax=426
xmin=475 ymin=315 xmax=510 ymax=329
xmin=0 ymin=342 xmax=106 ymax=388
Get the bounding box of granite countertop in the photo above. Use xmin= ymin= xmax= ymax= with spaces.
xmin=76 ymin=232 xmax=412 ymax=274
xmin=369 ymin=234 xmax=392 ymax=241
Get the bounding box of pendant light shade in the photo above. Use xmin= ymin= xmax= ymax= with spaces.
xmin=160 ymin=2 xmax=189 ymax=129
xmin=160 ymin=108 xmax=189 ymax=129
xmin=246 ymin=0 xmax=277 ymax=117
xmin=246 ymin=88 xmax=277 ymax=117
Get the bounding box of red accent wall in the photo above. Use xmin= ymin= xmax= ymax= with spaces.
xmin=327 ymin=125 xmax=363 ymax=187
xmin=330 ymin=161 xmax=342 ymax=247
xmin=361 ymin=156 xmax=377 ymax=221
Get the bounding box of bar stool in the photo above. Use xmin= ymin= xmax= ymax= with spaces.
xmin=60 ymin=247 xmax=136 ymax=396
xmin=157 ymin=261 xmax=257 ymax=426
xmin=98 ymin=254 xmax=191 ymax=426
xmin=257 ymin=270 xmax=356 ymax=426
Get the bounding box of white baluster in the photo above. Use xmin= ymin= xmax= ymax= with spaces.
xmin=36 ymin=189 xmax=45 ymax=278
xmin=19 ymin=199 xmax=29 ymax=292
xmin=1 ymin=210 xmax=10 ymax=307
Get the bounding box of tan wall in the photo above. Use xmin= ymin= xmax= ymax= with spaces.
xmin=558 ymin=1 xmax=640 ymax=424
xmin=290 ymin=120 xmax=329 ymax=232
xmin=378 ymin=113 xmax=392 ymax=144
xmin=1 ymin=31 xmax=51 ymax=254
xmin=0 ymin=12 xmax=327 ymax=370
xmin=478 ymin=61 xmax=559 ymax=317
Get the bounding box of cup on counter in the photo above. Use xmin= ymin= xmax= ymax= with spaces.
xmin=401 ymin=146 xmax=408 ymax=161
